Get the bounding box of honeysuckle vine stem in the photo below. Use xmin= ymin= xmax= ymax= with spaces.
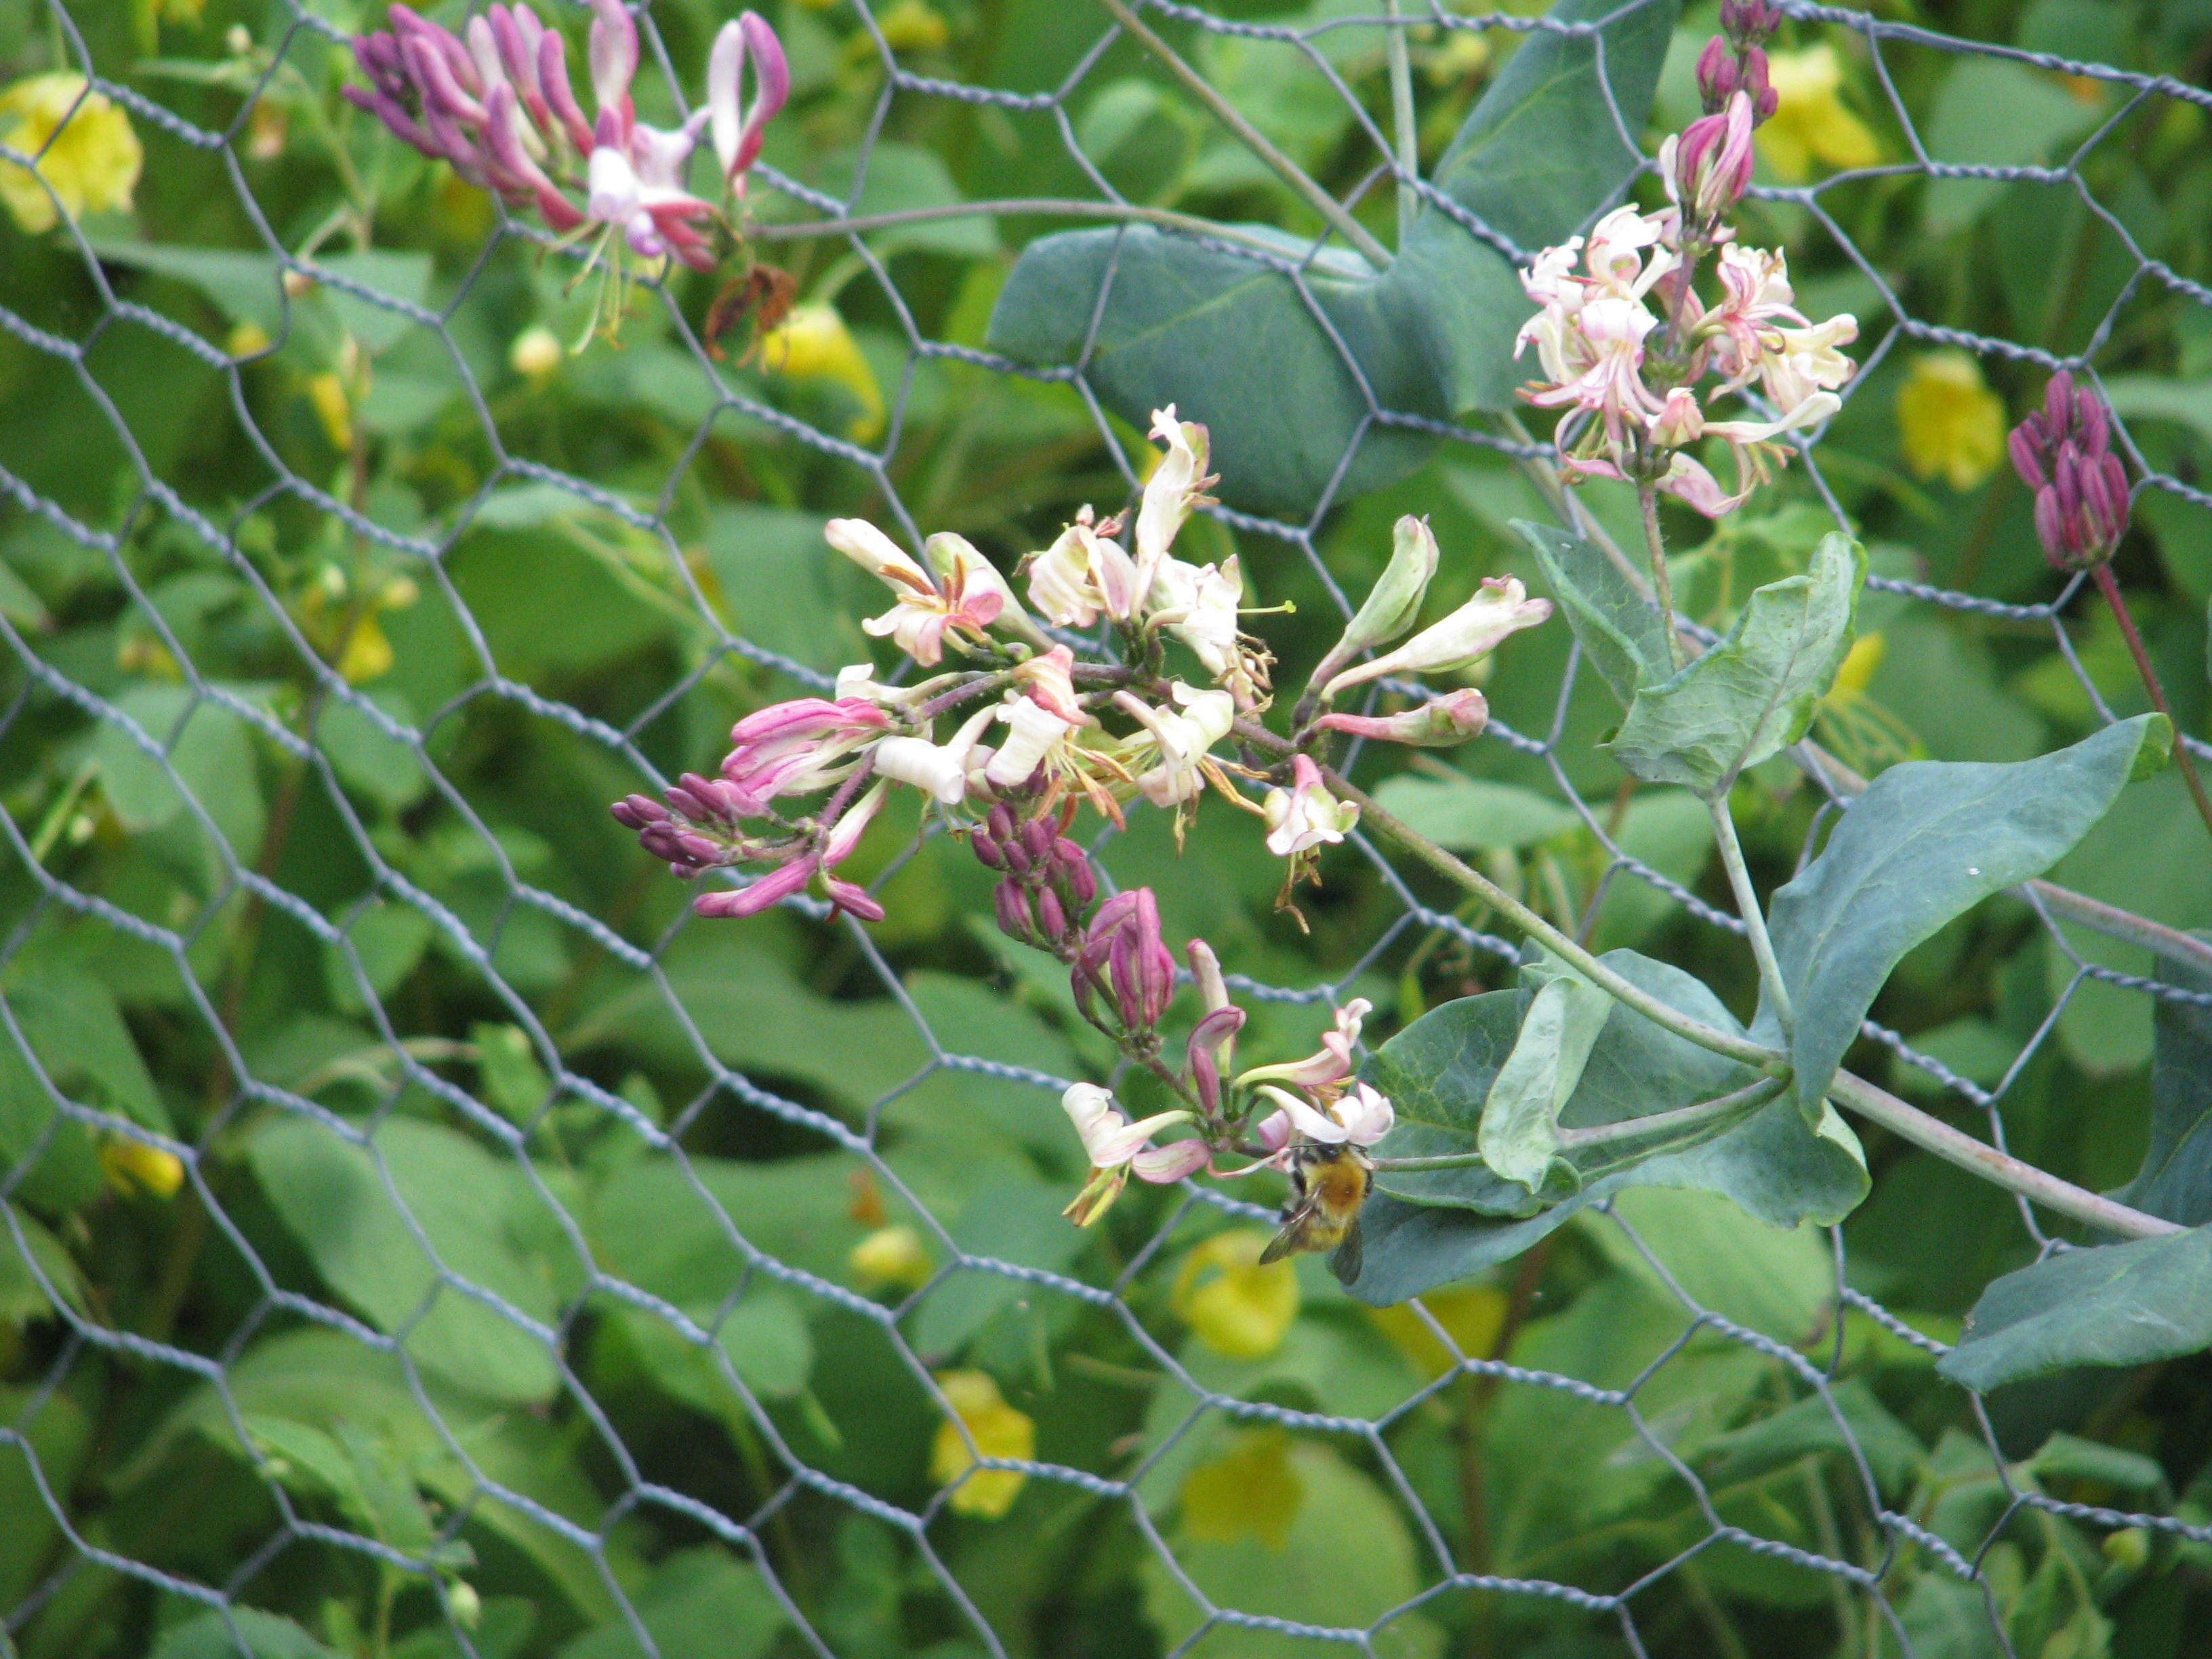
xmin=1557 ymin=1073 xmax=1784 ymax=1149
xmin=749 ymin=198 xmax=1313 ymax=263
xmin=1637 ymin=482 xmax=1685 ymax=670
xmin=1383 ymin=0 xmax=1418 ymax=245
xmin=1092 ymin=0 xmax=1395 ymax=268
xmin=1825 ymin=1071 xmax=2182 ymax=1241
xmin=1706 ymin=796 xmax=1793 ymax=1037
xmin=2090 ymin=560 xmax=2212 ymax=844
xmin=1241 ymin=724 xmax=2184 ymax=1240
xmin=1243 ymin=730 xmax=1785 ymax=1073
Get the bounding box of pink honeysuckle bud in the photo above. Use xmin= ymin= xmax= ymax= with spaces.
xmin=993 ymin=876 xmax=1037 ymax=943
xmin=1667 ymin=93 xmax=1756 ymax=228
xmin=1078 ymin=889 xmax=1177 ymax=1032
xmin=1131 ymin=1139 xmax=1212 ymax=1183
xmin=1719 ymin=0 xmax=1781 ymax=44
xmin=1695 ymin=36 xmax=1737 ymax=112
xmin=1311 ymin=687 xmax=1490 ymax=747
xmin=537 ymin=26 xmax=596 ymax=153
xmin=1186 ymin=1002 xmax=1246 ymax=1115
xmin=693 ymin=853 xmax=813 ymax=918
xmin=586 ymin=0 xmax=636 ymax=124
xmin=708 ymin=11 xmax=787 ymax=194
xmin=1050 ymin=836 xmax=1098 ymax=906
xmin=2009 ymin=371 xmax=2132 ymax=569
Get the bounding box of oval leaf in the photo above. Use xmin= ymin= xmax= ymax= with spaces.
xmin=1606 ymin=533 xmax=1866 ymax=794
xmin=1514 ymin=519 xmax=1672 ymax=704
xmin=1767 ymin=713 xmax=2171 ymax=1122
xmin=1937 ymin=1225 xmax=2212 ymax=1391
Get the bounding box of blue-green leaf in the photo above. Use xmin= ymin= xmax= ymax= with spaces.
xmin=1478 ymin=970 xmax=1611 ymax=1188
xmin=1514 ymin=519 xmax=1671 ymax=703
xmin=1607 ymin=533 xmax=1866 ymax=793
xmin=1351 ymin=952 xmax=1866 ymax=1303
xmin=2108 ymin=936 xmax=2212 ymax=1226
xmin=1766 ymin=714 xmax=2171 ymax=1122
xmin=1936 ymin=1225 xmax=2212 ymax=1391
xmin=985 ymin=0 xmax=1677 ymax=516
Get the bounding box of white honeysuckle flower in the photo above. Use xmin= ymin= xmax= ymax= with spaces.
xmin=1151 ymin=554 xmax=1246 ymax=684
xmin=1027 ymin=516 xmax=1141 ymax=627
xmin=1239 ymin=998 xmax=1370 ymax=1092
xmin=1060 ymin=1083 xmax=1192 ymax=1168
xmin=1262 ymin=756 xmax=1360 ymax=857
xmin=1115 ymin=684 xmax=1235 ymax=807
xmin=868 ymin=705 xmax=998 ymax=806
xmin=1251 ymin=1080 xmax=1394 ymax=1148
xmin=827 ymin=517 xmax=933 ymax=589
xmin=1321 ymin=577 xmax=1551 ymax=700
xmin=985 ymin=695 xmax=1076 ymax=788
xmin=1133 ymin=406 xmax=1211 ymax=590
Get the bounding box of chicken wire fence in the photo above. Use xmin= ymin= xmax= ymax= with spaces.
xmin=5 ymin=0 xmax=2212 ymax=1654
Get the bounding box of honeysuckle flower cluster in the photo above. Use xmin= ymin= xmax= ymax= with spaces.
xmin=346 ymin=0 xmax=785 ymax=276
xmin=1514 ymin=5 xmax=1860 ymax=518
xmin=609 ymin=405 xmax=1553 ymax=1226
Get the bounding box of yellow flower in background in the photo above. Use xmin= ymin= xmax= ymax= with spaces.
xmin=928 ymin=1370 xmax=1034 ymax=1519
xmin=849 ymin=1223 xmax=933 ymax=1291
xmin=760 ymin=302 xmax=886 ymax=443
xmin=1757 ymin=45 xmax=1880 ymax=182
xmin=306 ymin=371 xmax=353 ymax=453
xmin=1896 ymin=351 xmax=2005 ymax=491
xmin=1366 ymin=1285 xmax=1508 ymax=1380
xmin=1179 ymin=1429 xmax=1303 ymax=1549
xmin=871 ymin=0 xmax=951 ymax=55
xmin=1172 ymin=1229 xmax=1299 ymax=1359
xmin=0 ymin=73 xmax=144 ymax=233
xmin=101 ymin=1135 xmax=185 ymax=1199
xmin=1828 ymin=632 xmax=1885 ymax=702
xmin=509 ymin=325 xmax=563 ymax=384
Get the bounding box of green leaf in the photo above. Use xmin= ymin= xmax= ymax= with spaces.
xmin=246 ymin=1115 xmax=561 ymax=1404
xmin=0 ymin=1384 xmax=89 ymax=1608
xmin=1139 ymin=1437 xmax=1444 ymax=1659
xmin=1936 ymin=1225 xmax=2212 ymax=1391
xmin=2108 ymin=935 xmax=2212 ymax=1225
xmin=1695 ymin=1377 xmax=1925 ymax=1500
xmin=1366 ymin=774 xmax=1582 ymax=851
xmin=1921 ymin=58 xmax=2104 ymax=239
xmin=151 ymin=1610 xmax=338 ymax=1659
xmin=1351 ymin=952 xmax=1865 ymax=1304
xmin=1606 ymin=534 xmax=1866 ymax=793
xmin=1478 ymin=970 xmax=1611 ymax=1189
xmin=91 ymin=684 xmax=267 ymax=878
xmin=1766 ymin=714 xmax=2170 ymax=1122
xmin=1361 ymin=989 xmax=1554 ymax=1216
xmin=1514 ymin=519 xmax=1672 ymax=703
xmin=986 ymin=0 xmax=1677 ymax=516
xmin=555 ymin=1547 xmax=785 ymax=1659
xmin=0 ymin=1203 xmax=83 ymax=1322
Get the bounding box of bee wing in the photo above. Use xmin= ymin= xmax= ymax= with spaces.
xmin=1328 ymin=1214 xmax=1364 ymax=1284
xmin=1258 ymin=1197 xmax=1321 ymax=1265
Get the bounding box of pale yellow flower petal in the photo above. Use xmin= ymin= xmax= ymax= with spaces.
xmin=928 ymin=1370 xmax=1034 ymax=1519
xmin=1896 ymin=350 xmax=2005 ymax=491
xmin=1179 ymin=1429 xmax=1304 ymax=1549
xmin=101 ymin=1136 xmax=184 ymax=1199
xmin=1759 ymin=45 xmax=1879 ymax=182
xmin=760 ymin=302 xmax=886 ymax=443
xmin=0 ymin=73 xmax=143 ymax=233
xmin=1172 ymin=1229 xmax=1300 ymax=1359
xmin=849 ymin=1223 xmax=933 ymax=1291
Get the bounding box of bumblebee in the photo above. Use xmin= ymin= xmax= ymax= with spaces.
xmin=1258 ymin=1139 xmax=1374 ymax=1280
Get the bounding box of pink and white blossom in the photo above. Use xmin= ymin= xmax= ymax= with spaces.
xmin=1262 ymin=756 xmax=1359 ymax=857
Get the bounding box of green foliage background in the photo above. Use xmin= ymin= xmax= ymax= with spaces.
xmin=7 ymin=0 xmax=2212 ymax=1656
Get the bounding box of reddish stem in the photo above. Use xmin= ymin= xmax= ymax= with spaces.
xmin=2090 ymin=560 xmax=2212 ymax=842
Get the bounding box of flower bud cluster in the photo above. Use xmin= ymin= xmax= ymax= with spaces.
xmin=972 ymin=802 xmax=1097 ymax=952
xmin=2009 ymin=371 xmax=2132 ymax=571
xmin=1513 ymin=22 xmax=1860 ymax=521
xmin=346 ymin=1 xmax=786 ymax=272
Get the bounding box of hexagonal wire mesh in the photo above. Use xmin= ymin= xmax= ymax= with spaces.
xmin=6 ymin=0 xmax=2212 ymax=1654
